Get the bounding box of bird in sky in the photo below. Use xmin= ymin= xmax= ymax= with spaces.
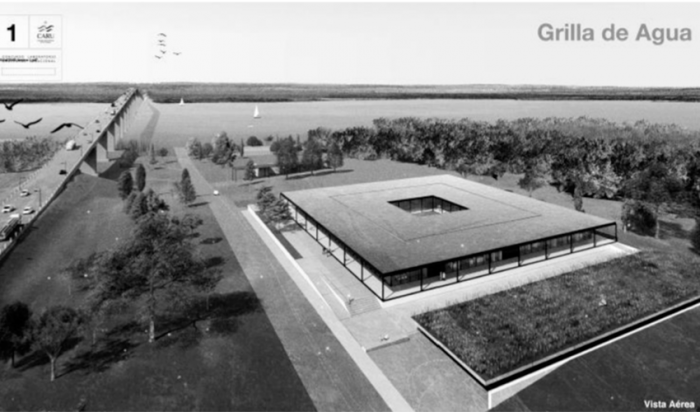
xmin=0 ymin=119 xmax=5 ymax=123
xmin=50 ymin=122 xmax=84 ymax=134
xmin=155 ymin=55 xmax=162 ymax=59
xmin=158 ymin=33 xmax=167 ymax=37
xmin=173 ymin=52 xmax=181 ymax=56
xmin=3 ymin=99 xmax=23 ymax=110
xmin=159 ymin=50 xmax=167 ymax=54
xmin=14 ymin=118 xmax=42 ymax=129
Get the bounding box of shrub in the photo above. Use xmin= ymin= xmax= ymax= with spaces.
xmin=691 ymin=218 xmax=700 ymax=253
xmin=135 ymin=164 xmax=146 ymax=192
xmin=201 ymin=143 xmax=213 ymax=158
xmin=246 ymin=136 xmax=263 ymax=147
xmin=185 ymin=137 xmax=202 ymax=159
xmin=117 ymin=171 xmax=134 ymax=200
xmin=158 ymin=147 xmax=169 ymax=157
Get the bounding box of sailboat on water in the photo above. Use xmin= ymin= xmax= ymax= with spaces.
xmin=253 ymin=105 xmax=261 ymax=119
xmin=179 ymin=97 xmax=185 ymax=105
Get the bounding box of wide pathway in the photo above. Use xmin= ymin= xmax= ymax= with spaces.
xmin=175 ymin=148 xmax=397 ymax=412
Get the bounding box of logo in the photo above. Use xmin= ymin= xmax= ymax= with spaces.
xmin=36 ymin=21 xmax=55 ymax=44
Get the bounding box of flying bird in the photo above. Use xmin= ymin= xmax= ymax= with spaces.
xmin=159 ymin=50 xmax=166 ymax=54
xmin=3 ymin=99 xmax=23 ymax=110
xmin=0 ymin=119 xmax=5 ymax=123
xmin=173 ymin=52 xmax=181 ymax=56
xmin=14 ymin=118 xmax=42 ymax=129
xmin=155 ymin=55 xmax=162 ymax=59
xmin=157 ymin=33 xmax=167 ymax=37
xmin=50 ymin=122 xmax=84 ymax=134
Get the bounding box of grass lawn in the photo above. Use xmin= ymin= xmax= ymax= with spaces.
xmin=413 ymin=250 xmax=700 ymax=381
xmin=196 ymin=157 xmax=456 ymax=206
xmin=0 ymin=157 xmax=314 ymax=411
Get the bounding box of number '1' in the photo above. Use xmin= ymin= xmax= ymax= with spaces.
xmin=7 ymin=24 xmax=15 ymax=42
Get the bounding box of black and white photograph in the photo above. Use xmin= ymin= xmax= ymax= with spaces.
xmin=0 ymin=1 xmax=699 ymax=411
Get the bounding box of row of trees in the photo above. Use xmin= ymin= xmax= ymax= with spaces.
xmin=271 ymin=134 xmax=344 ymax=178
xmin=186 ymin=132 xmax=239 ymax=166
xmin=1 ymin=301 xmax=83 ymax=381
xmin=0 ymin=136 xmax=63 ymax=173
xmin=313 ymin=117 xmax=700 ymax=239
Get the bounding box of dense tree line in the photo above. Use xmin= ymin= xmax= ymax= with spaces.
xmin=0 ymin=137 xmax=63 ymax=173
xmin=318 ymin=116 xmax=700 ymax=237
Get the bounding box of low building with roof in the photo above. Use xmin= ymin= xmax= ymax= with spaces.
xmin=232 ymin=153 xmax=278 ymax=179
xmin=281 ymin=175 xmax=617 ymax=301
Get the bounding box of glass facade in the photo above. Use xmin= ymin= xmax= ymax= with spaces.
xmin=283 ymin=196 xmax=617 ymax=302
xmin=389 ymin=195 xmax=467 ymax=216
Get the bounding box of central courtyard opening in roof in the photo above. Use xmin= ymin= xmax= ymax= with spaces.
xmin=389 ymin=196 xmax=468 ymax=217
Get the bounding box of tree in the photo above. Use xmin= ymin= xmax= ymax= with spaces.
xmin=129 ymin=191 xmax=147 ymax=221
xmin=135 ymin=164 xmax=146 ymax=192
xmin=266 ymin=198 xmax=292 ymax=229
xmin=123 ymin=191 xmax=138 ymax=215
xmin=246 ymin=136 xmax=263 ymax=147
xmin=517 ymin=160 xmax=549 ymax=197
xmin=143 ymin=188 xmax=170 ymax=215
xmin=256 ymin=186 xmax=276 ymax=214
xmin=87 ymin=213 xmax=217 ymax=343
xmin=275 ymin=137 xmax=299 ymax=178
xmin=177 ymin=168 xmax=197 ymax=205
xmin=117 ymin=171 xmax=134 ymax=200
xmin=301 ymin=137 xmax=324 ymax=175
xmin=244 ymin=159 xmax=256 ymax=181
xmin=691 ymin=217 xmax=700 ymax=253
xmin=327 ymin=140 xmax=344 ymax=172
xmin=202 ymin=142 xmax=214 ymax=158
xmin=270 ymin=140 xmax=281 ymax=154
xmin=211 ymin=132 xmax=236 ymax=165
xmin=0 ymin=301 xmax=32 ymax=367
xmin=185 ymin=137 xmax=202 ymax=160
xmin=158 ymin=147 xmax=169 ymax=157
xmin=264 ymin=135 xmax=274 ymax=143
xmin=149 ymin=143 xmax=157 ymax=165
xmin=30 ymin=306 xmax=83 ymax=381
xmin=624 ymin=162 xmax=684 ymax=239
xmin=256 ymin=186 xmax=291 ymax=229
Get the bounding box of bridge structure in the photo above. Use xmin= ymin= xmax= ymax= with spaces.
xmin=0 ymin=88 xmax=146 ymax=262
xmin=77 ymin=88 xmax=145 ymax=176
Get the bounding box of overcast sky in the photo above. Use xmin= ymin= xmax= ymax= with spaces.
xmin=2 ymin=2 xmax=700 ymax=87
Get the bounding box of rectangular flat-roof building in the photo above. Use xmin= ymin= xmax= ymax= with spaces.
xmin=282 ymin=175 xmax=617 ymax=301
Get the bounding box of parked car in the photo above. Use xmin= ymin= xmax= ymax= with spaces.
xmin=20 ymin=189 xmax=30 ymax=197
xmin=2 ymin=205 xmax=14 ymax=213
xmin=22 ymin=206 xmax=34 ymax=215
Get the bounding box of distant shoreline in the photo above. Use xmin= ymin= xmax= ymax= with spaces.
xmin=2 ymin=83 xmax=700 ymax=104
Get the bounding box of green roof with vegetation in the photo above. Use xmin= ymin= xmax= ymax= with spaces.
xmin=413 ymin=250 xmax=700 ymax=381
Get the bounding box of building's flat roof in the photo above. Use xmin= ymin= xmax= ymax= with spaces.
xmin=283 ymin=175 xmax=614 ymax=274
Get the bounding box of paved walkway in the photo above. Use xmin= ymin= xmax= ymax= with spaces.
xmin=383 ymin=242 xmax=637 ymax=319
xmin=278 ymin=214 xmax=638 ymax=411
xmin=175 ymin=148 xmax=407 ymax=412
